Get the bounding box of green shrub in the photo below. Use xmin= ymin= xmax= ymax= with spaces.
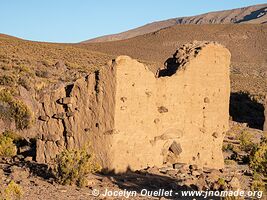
xmin=251 ymin=173 xmax=266 ymax=192
xmin=10 ymin=100 xmax=32 ymax=129
xmin=14 ymin=65 xmax=32 ymax=74
xmin=55 ymin=146 xmax=101 ymax=187
xmin=0 ymin=75 xmax=16 ymax=87
xmin=2 ymin=130 xmax=22 ymax=144
xmin=217 ymin=178 xmax=226 ymax=188
xmin=249 ymin=137 xmax=267 ymax=176
xmin=0 ymin=180 xmax=23 ymax=200
xmin=0 ymin=89 xmax=33 ymax=129
xmin=0 ymin=134 xmax=17 ymax=157
xmin=224 ymin=159 xmax=237 ymax=166
xmin=239 ymin=131 xmax=255 ymax=152
xmin=222 ymin=143 xmax=233 ymax=151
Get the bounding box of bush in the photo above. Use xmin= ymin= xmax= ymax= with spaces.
xmin=249 ymin=137 xmax=267 ymax=176
xmin=217 ymin=178 xmax=226 ymax=188
xmin=0 ymin=75 xmax=16 ymax=87
xmin=224 ymin=159 xmax=237 ymax=166
xmin=0 ymin=180 xmax=23 ymax=200
xmin=251 ymin=173 xmax=266 ymax=192
xmin=14 ymin=65 xmax=32 ymax=74
xmin=2 ymin=130 xmax=22 ymax=144
xmin=55 ymin=146 xmax=101 ymax=187
xmin=0 ymin=89 xmax=33 ymax=129
xmin=222 ymin=143 xmax=234 ymax=151
xmin=239 ymin=131 xmax=255 ymax=152
xmin=0 ymin=133 xmax=17 ymax=157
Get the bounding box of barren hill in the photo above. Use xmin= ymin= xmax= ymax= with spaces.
xmin=83 ymin=4 xmax=267 ymax=43
xmin=78 ymin=24 xmax=267 ymax=96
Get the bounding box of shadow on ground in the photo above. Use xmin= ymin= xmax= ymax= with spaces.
xmin=2 ymin=159 xmax=54 ymax=180
xmin=230 ymin=92 xmax=265 ymax=130
xmin=102 ymin=168 xmax=221 ymax=200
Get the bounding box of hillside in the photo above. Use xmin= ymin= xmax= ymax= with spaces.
xmin=78 ymin=24 xmax=267 ymax=96
xmin=83 ymin=4 xmax=267 ymax=43
xmin=0 ymin=36 xmax=112 ymax=93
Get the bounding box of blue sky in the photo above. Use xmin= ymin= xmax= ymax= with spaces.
xmin=0 ymin=0 xmax=266 ymax=43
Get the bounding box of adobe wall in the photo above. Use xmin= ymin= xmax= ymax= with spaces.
xmin=108 ymin=42 xmax=231 ymax=172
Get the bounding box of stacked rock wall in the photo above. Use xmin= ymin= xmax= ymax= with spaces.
xmin=35 ymin=66 xmax=116 ymax=164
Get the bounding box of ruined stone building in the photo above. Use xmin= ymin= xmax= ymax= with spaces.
xmin=18 ymin=41 xmax=231 ymax=172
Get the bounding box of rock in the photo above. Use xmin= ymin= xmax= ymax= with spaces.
xmin=212 ymin=132 xmax=219 ymax=138
xmin=83 ymin=178 xmax=101 ymax=187
xmin=189 ymin=164 xmax=198 ymax=171
xmin=54 ymin=60 xmax=67 ymax=71
xmin=158 ymin=106 xmax=168 ymax=113
xmin=24 ymin=156 xmax=33 ymax=162
xmin=58 ymin=97 xmax=74 ymax=105
xmin=56 ymin=139 xmax=65 ymax=147
xmin=206 ymin=169 xmax=221 ymax=183
xmin=244 ymin=169 xmax=253 ymax=176
xmin=173 ymin=163 xmax=188 ymax=170
xmin=182 ymin=179 xmax=198 ymax=189
xmin=39 ymin=115 xmax=50 ymax=122
xmin=10 ymin=166 xmax=30 ymax=181
xmin=159 ymin=166 xmax=173 ymax=174
xmin=228 ymin=177 xmax=240 ymax=190
xmin=160 ymin=197 xmax=168 ymax=200
xmin=178 ymin=168 xmax=188 ymax=174
xmin=203 ymin=167 xmax=212 ymax=173
xmin=196 ymin=175 xmax=207 ymax=190
xmin=0 ymin=168 xmax=5 ymax=179
xmin=43 ymin=134 xmax=61 ymax=142
xmin=66 ymin=111 xmax=75 ymax=117
xmin=52 ymin=113 xmax=66 ymax=119
xmin=147 ymin=166 xmax=160 ymax=174
xmin=14 ymin=155 xmax=24 ymax=162
xmin=192 ymin=170 xmax=201 ymax=177
xmin=169 ymin=141 xmax=182 ymax=155
xmin=204 ymin=97 xmax=210 ymax=103
xmin=166 ymin=169 xmax=177 ymax=176
xmin=154 ymin=118 xmax=160 ymax=124
xmin=19 ymin=145 xmax=31 ymax=154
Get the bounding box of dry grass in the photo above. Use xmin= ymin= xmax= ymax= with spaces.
xmin=0 ymin=36 xmax=112 ymax=93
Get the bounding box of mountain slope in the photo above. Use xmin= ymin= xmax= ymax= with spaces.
xmin=83 ymin=4 xmax=267 ymax=43
xmin=78 ymin=24 xmax=267 ymax=95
